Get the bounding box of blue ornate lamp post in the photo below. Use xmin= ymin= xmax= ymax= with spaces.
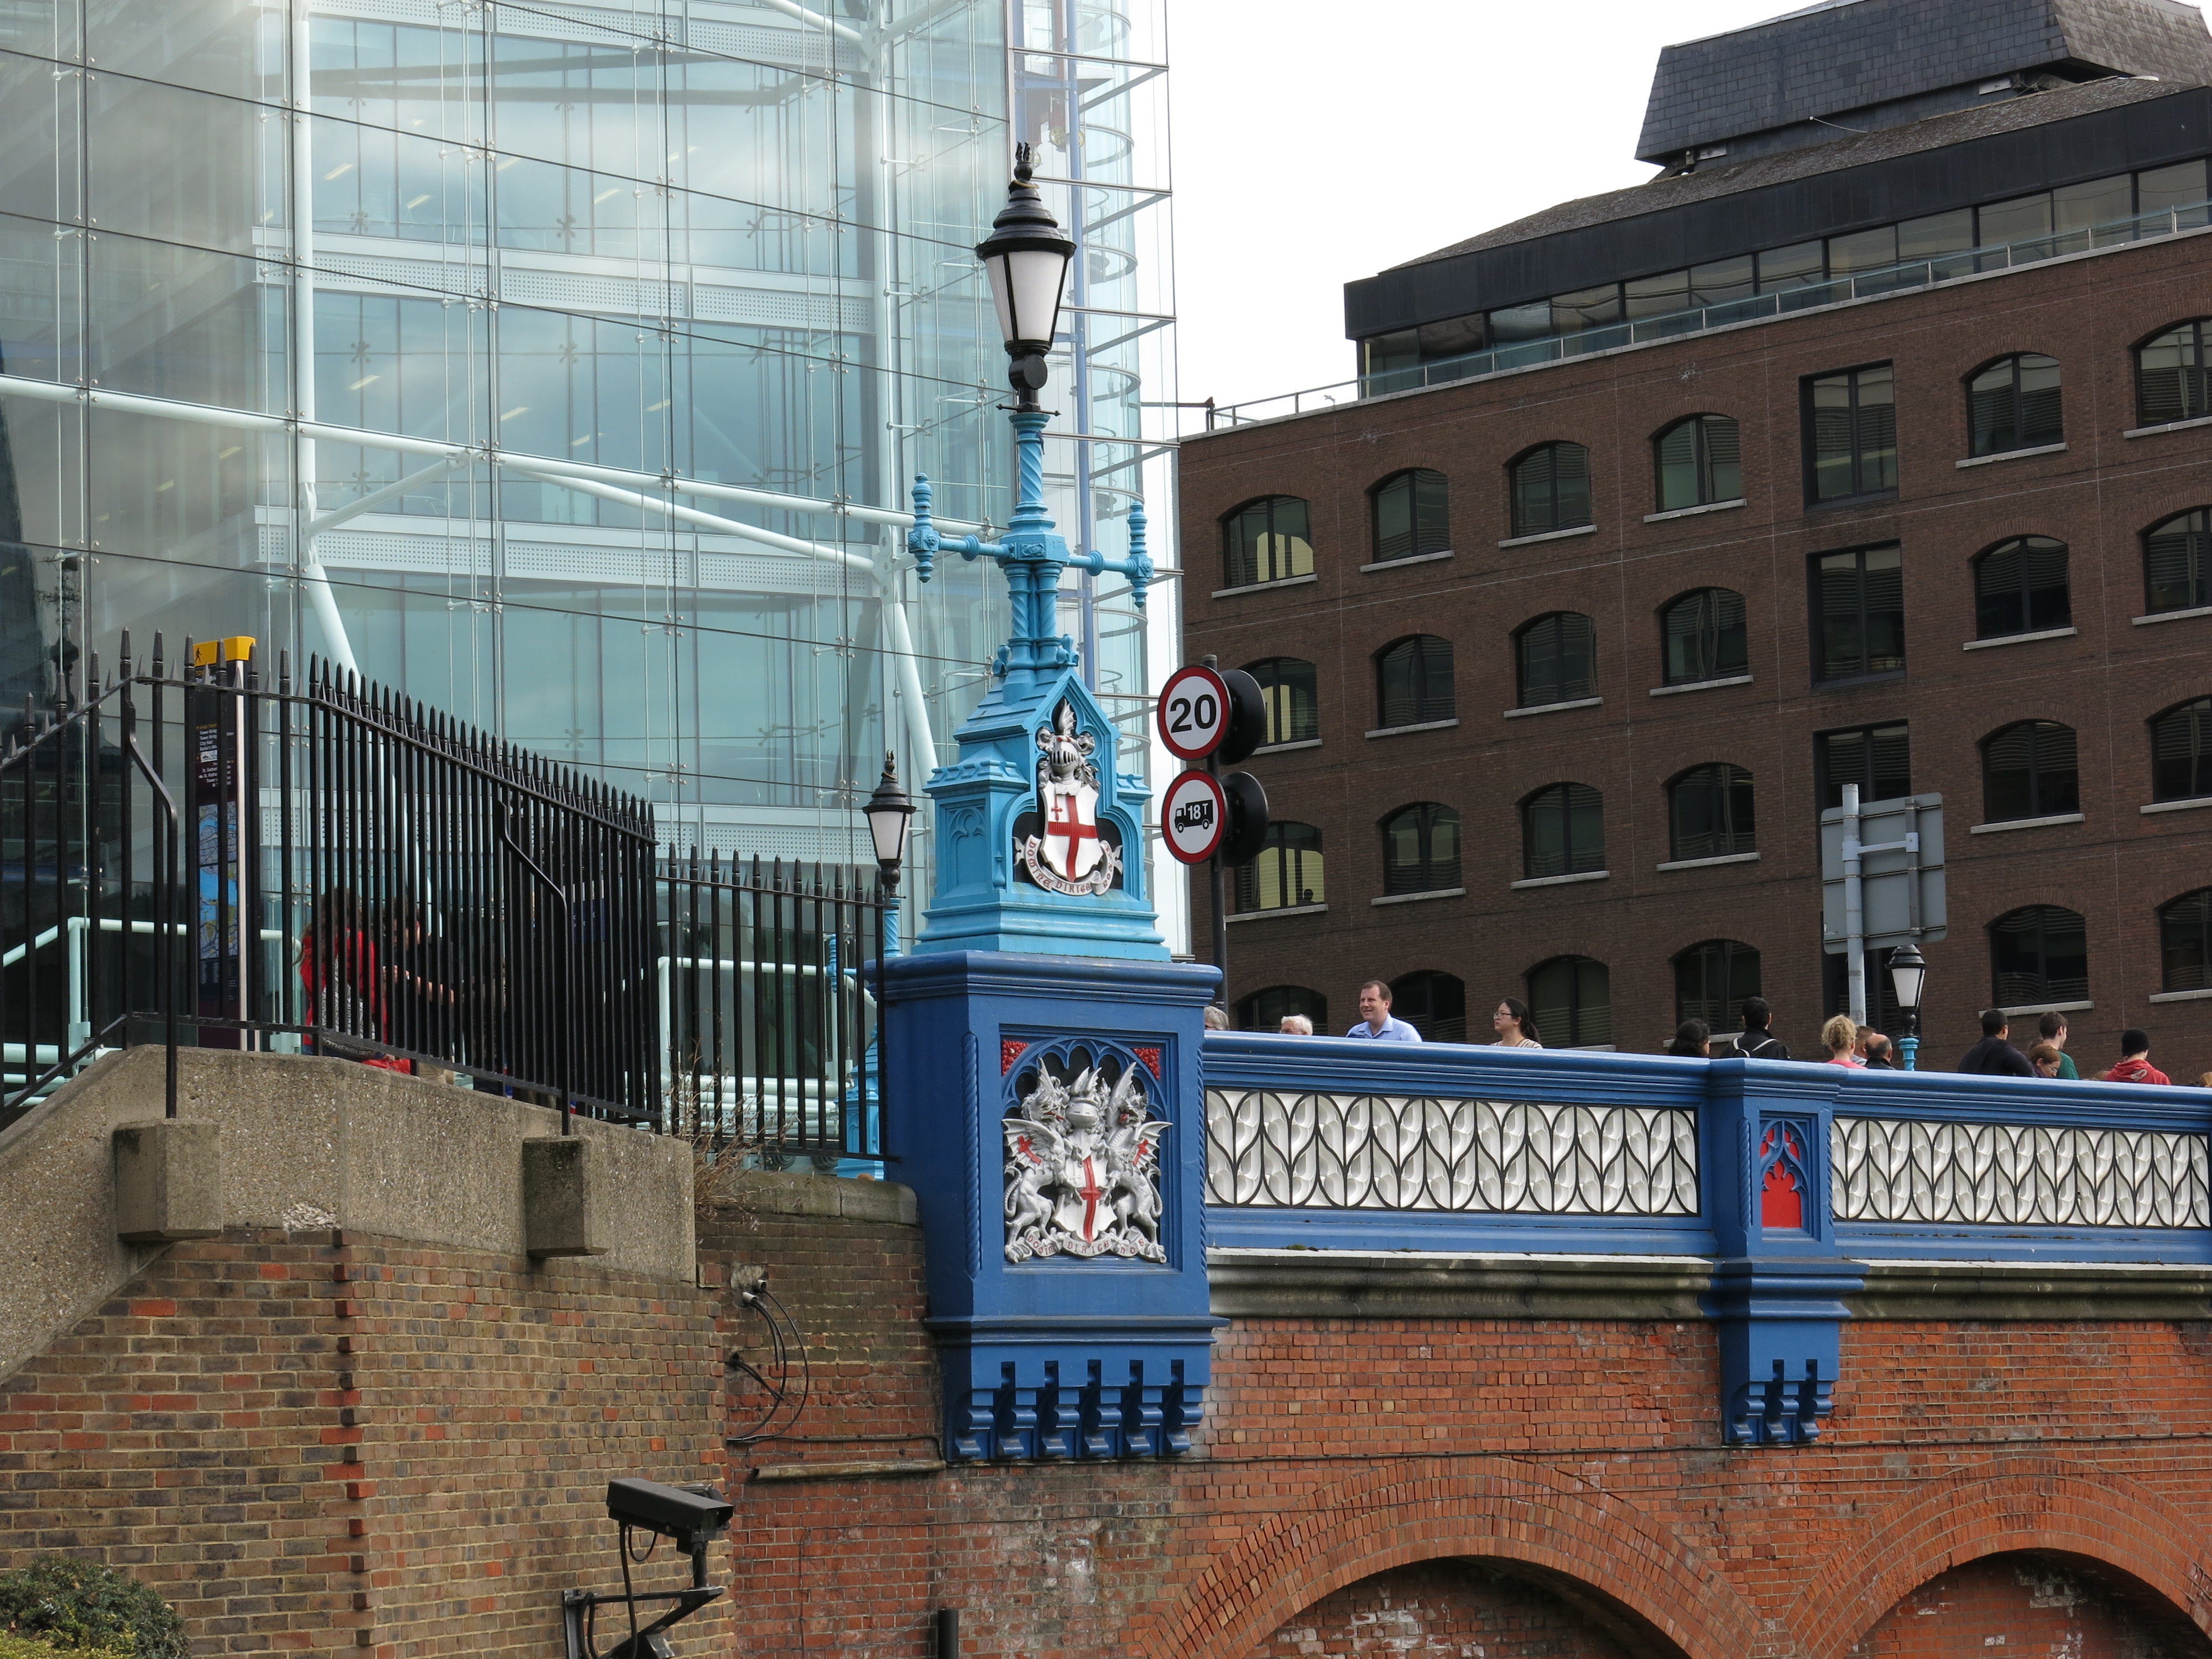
xmin=878 ymin=146 xmax=1223 ymax=1463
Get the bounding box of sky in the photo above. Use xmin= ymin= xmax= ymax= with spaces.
xmin=1167 ymin=0 xmax=1822 ymax=413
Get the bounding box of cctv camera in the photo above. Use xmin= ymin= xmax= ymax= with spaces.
xmin=605 ymin=1479 xmax=733 ymax=1552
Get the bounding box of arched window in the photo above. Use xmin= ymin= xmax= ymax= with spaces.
xmin=1981 ymin=721 xmax=2079 ymax=822
xmin=1233 ymin=822 xmax=1323 ymax=913
xmin=1370 ymin=468 xmax=1450 ymax=562
xmin=2136 ymin=319 xmax=2210 ymax=426
xmin=1668 ymin=763 xmax=1756 ymax=860
xmin=1521 ymin=782 xmax=1604 ymax=879
xmin=1674 ymin=939 xmax=1761 ymax=1030
xmin=1380 ymin=802 xmax=1461 ymax=895
xmin=1220 ymin=495 xmax=1313 ymax=589
xmin=1508 ymin=441 xmax=1592 ymax=537
xmin=1989 ymin=904 xmax=2088 ymax=1006
xmin=1515 ymin=612 xmax=1597 ymax=707
xmin=1375 ymin=634 xmax=1454 ymax=728
xmin=1654 ymin=415 xmax=1741 ymax=511
xmin=1966 ymin=353 xmax=2063 ymax=456
xmin=2143 ymin=509 xmax=2212 ymax=615
xmin=1527 ymin=955 xmax=1611 ymax=1048
xmin=1660 ymin=588 xmax=1747 ymax=685
xmin=1973 ymin=536 xmax=2070 ymax=638
xmin=1390 ymin=970 xmax=1465 ymax=1042
xmin=2159 ymin=889 xmax=2212 ymax=995
xmin=1244 ymin=656 xmax=1319 ymax=746
xmin=1237 ymin=984 xmax=1328 ymax=1032
xmin=2150 ymin=697 xmax=2212 ymax=802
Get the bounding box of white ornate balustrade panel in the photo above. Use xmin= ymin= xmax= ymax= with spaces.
xmin=1203 ymin=1091 xmax=1699 ymax=1215
xmin=1831 ymin=1117 xmax=2211 ymax=1228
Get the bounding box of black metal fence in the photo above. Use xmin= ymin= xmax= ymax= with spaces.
xmin=2 ymin=637 xmax=885 ymax=1160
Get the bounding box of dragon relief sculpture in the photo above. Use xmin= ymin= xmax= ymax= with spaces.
xmin=1003 ymin=1060 xmax=1168 ymax=1264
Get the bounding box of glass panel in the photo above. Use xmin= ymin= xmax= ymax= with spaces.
xmin=1808 ymin=372 xmax=1855 ymax=499
xmin=1991 ymin=906 xmax=2087 ymax=1005
xmin=1854 ymin=364 xmax=1896 ymax=493
xmin=1551 ymin=284 xmax=1621 ymax=334
xmin=1363 ymin=330 xmax=1418 ymax=378
xmin=1488 ymin=302 xmax=1550 ymax=344
xmin=0 ymin=49 xmax=76 ymax=226
xmin=1897 ymin=208 xmax=1974 ymax=260
xmin=1528 ymin=956 xmax=1610 ymax=1048
xmin=1820 ymin=723 xmax=1911 ymax=808
xmin=88 ymin=0 xmax=277 ymax=103
xmin=1861 ymin=544 xmax=1903 ymax=672
xmin=1657 ymin=420 xmax=1698 ymax=510
xmin=1704 ymin=415 xmax=1741 ymax=502
xmin=1757 ymin=242 xmax=1823 ymax=291
xmin=1688 ymin=255 xmax=1754 ymax=308
xmin=1978 ymin=192 xmax=2052 ymax=245
xmin=2153 ymin=700 xmax=2212 ymax=801
xmin=2053 ymin=174 xmax=2132 ymax=233
xmin=2161 ymin=890 xmax=2212 ymax=993
xmin=1624 ymin=269 xmax=1689 ymax=322
xmin=1417 ymin=312 xmax=1486 ymax=359
xmin=90 ymin=232 xmax=284 ymax=415
xmin=1674 ymin=941 xmax=1760 ymax=1031
xmin=2145 ymin=509 xmax=2210 ymax=614
xmin=1827 ymin=225 xmax=1897 ymax=274
xmin=2137 ymin=159 xmax=2211 ymax=217
xmin=88 ymin=71 xmax=285 ymax=256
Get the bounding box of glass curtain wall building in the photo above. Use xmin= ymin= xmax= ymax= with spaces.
xmin=0 ymin=0 xmax=1176 ymax=910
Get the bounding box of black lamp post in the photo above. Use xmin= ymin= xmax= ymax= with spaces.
xmin=864 ymin=750 xmax=915 ymax=902
xmin=974 ymin=142 xmax=1074 ymax=410
xmin=1888 ymin=941 xmax=1927 ymax=1070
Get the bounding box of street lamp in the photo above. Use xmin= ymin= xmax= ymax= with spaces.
xmin=1888 ymin=941 xmax=1926 ymax=1071
xmin=974 ymin=143 xmax=1075 ymax=410
xmin=864 ymin=749 xmax=915 ymax=902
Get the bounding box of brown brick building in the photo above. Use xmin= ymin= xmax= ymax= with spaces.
xmin=1177 ymin=4 xmax=2212 ymax=1070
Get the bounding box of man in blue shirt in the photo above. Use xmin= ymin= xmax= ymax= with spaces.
xmin=1345 ymin=979 xmax=1423 ymax=1042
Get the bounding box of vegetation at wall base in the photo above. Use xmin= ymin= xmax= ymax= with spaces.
xmin=0 ymin=1557 xmax=185 ymax=1659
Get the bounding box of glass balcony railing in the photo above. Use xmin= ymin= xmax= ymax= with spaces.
xmin=1206 ymin=196 xmax=2212 ymax=430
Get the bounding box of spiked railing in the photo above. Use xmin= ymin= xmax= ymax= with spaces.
xmin=2 ymin=638 xmax=884 ymax=1159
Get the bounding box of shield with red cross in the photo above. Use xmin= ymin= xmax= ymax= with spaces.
xmin=1039 ymin=774 xmax=1104 ymax=881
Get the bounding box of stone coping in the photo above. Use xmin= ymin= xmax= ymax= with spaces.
xmin=1207 ymin=1246 xmax=2212 ymax=1323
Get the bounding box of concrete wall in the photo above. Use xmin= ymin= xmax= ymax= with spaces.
xmin=0 ymin=1048 xmax=693 ymax=1385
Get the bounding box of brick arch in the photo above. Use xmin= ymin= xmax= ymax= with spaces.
xmin=1791 ymin=1462 xmax=2212 ymax=1658
xmin=1133 ymin=1460 xmax=1760 ymax=1659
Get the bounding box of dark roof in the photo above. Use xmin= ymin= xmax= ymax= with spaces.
xmin=1393 ymin=74 xmax=2188 ymax=274
xmin=1636 ymin=0 xmax=2212 ymax=165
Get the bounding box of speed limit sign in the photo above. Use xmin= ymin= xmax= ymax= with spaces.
xmin=1160 ymin=769 xmax=1228 ymax=864
xmin=1157 ymin=664 xmax=1230 ymax=761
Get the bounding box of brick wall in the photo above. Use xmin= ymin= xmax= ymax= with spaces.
xmin=10 ymin=1181 xmax=2212 ymax=1657
xmin=702 ymin=1182 xmax=2212 ymax=1659
xmin=1180 ymin=232 xmax=2212 ymax=1073
xmin=0 ymin=1227 xmax=729 ymax=1658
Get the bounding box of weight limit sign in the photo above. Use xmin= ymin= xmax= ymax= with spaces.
xmin=1156 ymin=664 xmax=1230 ymax=761
xmin=1160 ymin=769 xmax=1228 ymax=864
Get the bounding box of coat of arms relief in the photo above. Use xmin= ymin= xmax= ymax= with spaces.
xmin=1019 ymin=699 xmax=1122 ymax=897
xmin=1003 ymin=1054 xmax=1168 ymax=1264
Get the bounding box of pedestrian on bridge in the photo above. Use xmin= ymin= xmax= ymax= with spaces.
xmin=2104 ymin=1030 xmax=2171 ymax=1085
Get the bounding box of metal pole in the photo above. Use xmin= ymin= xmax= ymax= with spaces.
xmin=1202 ymin=654 xmax=1227 ymax=1009
xmin=1841 ymin=783 xmax=1866 ymax=1026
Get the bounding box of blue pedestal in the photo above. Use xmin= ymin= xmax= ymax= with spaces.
xmin=1700 ymin=1060 xmax=1865 ymax=1444
xmin=881 ymin=950 xmax=1223 ymax=1459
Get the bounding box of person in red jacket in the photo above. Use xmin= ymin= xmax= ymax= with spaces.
xmin=2104 ymin=1029 xmax=2171 ymax=1086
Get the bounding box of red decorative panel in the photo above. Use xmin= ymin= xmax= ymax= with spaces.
xmin=1134 ymin=1045 xmax=1163 ymax=1079
xmin=1759 ymin=1125 xmax=1806 ymax=1230
xmin=1000 ymin=1039 xmax=1028 ymax=1074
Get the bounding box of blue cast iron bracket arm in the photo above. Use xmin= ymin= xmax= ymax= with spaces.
xmin=906 ymin=411 xmax=1152 ymax=685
